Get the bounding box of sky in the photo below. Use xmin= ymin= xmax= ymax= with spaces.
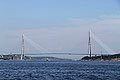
xmin=0 ymin=0 xmax=120 ymax=59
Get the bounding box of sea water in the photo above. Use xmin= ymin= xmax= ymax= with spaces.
xmin=0 ymin=60 xmax=119 ymax=80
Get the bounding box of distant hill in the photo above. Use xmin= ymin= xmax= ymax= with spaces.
xmin=33 ymin=57 xmax=73 ymax=61
xmin=0 ymin=54 xmax=73 ymax=61
xmin=81 ymin=53 xmax=120 ymax=61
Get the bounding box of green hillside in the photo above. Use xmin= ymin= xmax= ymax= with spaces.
xmin=81 ymin=53 xmax=120 ymax=61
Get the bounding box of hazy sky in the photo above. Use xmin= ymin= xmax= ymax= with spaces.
xmin=0 ymin=0 xmax=120 ymax=59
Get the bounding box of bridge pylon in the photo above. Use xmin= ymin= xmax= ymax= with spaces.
xmin=88 ymin=30 xmax=92 ymax=57
xmin=21 ymin=34 xmax=24 ymax=60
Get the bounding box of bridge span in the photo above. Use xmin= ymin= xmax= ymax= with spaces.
xmin=24 ymin=52 xmax=115 ymax=56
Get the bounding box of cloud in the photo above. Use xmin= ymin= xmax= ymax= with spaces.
xmin=70 ymin=18 xmax=98 ymax=27
xmin=71 ymin=15 xmax=120 ymax=26
xmin=100 ymin=15 xmax=120 ymax=19
xmin=95 ymin=19 xmax=120 ymax=25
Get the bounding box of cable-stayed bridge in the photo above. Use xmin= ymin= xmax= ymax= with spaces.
xmin=18 ymin=31 xmax=115 ymax=60
xmin=20 ymin=31 xmax=116 ymax=60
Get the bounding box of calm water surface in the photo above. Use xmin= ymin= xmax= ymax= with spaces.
xmin=0 ymin=61 xmax=120 ymax=80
